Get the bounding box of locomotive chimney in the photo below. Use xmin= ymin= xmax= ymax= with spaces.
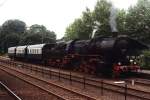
xmin=112 ymin=31 xmax=118 ymax=37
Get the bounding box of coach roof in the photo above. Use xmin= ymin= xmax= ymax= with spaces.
xmin=16 ymin=46 xmax=27 ymax=49
xmin=27 ymin=44 xmax=45 ymax=49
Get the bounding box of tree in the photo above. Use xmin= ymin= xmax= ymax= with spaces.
xmin=21 ymin=33 xmax=42 ymax=45
xmin=65 ymin=0 xmax=113 ymax=40
xmin=65 ymin=8 xmax=93 ymax=40
xmin=27 ymin=24 xmax=46 ymax=34
xmin=0 ymin=19 xmax=26 ymax=53
xmin=80 ymin=8 xmax=94 ymax=39
xmin=21 ymin=24 xmax=56 ymax=45
xmin=2 ymin=19 xmax=26 ymax=34
xmin=125 ymin=0 xmax=150 ymax=44
xmin=3 ymin=33 xmax=20 ymax=52
xmin=92 ymin=0 xmax=112 ymax=37
xmin=65 ymin=18 xmax=83 ymax=40
xmin=116 ymin=9 xmax=126 ymax=33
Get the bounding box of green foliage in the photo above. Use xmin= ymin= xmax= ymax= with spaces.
xmin=92 ymin=0 xmax=112 ymax=36
xmin=21 ymin=33 xmax=42 ymax=45
xmin=22 ymin=24 xmax=56 ymax=45
xmin=2 ymin=19 xmax=26 ymax=34
xmin=65 ymin=0 xmax=112 ymax=40
xmin=0 ymin=19 xmax=26 ymax=53
xmin=116 ymin=9 xmax=126 ymax=33
xmin=65 ymin=8 xmax=93 ymax=40
xmin=125 ymin=0 xmax=150 ymax=43
xmin=140 ymin=50 xmax=150 ymax=69
xmin=65 ymin=19 xmax=82 ymax=40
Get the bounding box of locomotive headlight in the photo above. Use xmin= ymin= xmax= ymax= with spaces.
xmin=130 ymin=59 xmax=133 ymax=62
xmin=133 ymin=62 xmax=137 ymax=65
xmin=118 ymin=62 xmax=121 ymax=65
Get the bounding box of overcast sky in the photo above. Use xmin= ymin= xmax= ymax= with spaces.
xmin=0 ymin=0 xmax=137 ymax=39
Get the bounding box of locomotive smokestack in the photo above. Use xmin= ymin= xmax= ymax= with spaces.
xmin=112 ymin=32 xmax=118 ymax=37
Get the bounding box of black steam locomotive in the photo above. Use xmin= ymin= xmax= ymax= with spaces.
xmin=8 ymin=35 xmax=148 ymax=76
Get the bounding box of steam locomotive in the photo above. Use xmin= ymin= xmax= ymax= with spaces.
xmin=8 ymin=35 xmax=148 ymax=77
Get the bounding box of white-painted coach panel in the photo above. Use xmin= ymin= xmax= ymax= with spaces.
xmin=27 ymin=44 xmax=45 ymax=54
xmin=8 ymin=47 xmax=16 ymax=54
xmin=16 ymin=46 xmax=27 ymax=54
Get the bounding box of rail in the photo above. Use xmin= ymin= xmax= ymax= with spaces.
xmin=0 ymin=81 xmax=22 ymax=100
xmin=0 ymin=62 xmax=97 ymax=100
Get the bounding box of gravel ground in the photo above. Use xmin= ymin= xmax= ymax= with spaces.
xmin=0 ymin=69 xmax=61 ymax=100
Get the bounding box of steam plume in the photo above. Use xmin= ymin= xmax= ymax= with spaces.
xmin=109 ymin=5 xmax=118 ymax=32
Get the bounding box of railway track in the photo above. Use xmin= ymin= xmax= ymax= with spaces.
xmin=8 ymin=60 xmax=150 ymax=99
xmin=125 ymin=78 xmax=150 ymax=86
xmin=0 ymin=81 xmax=22 ymax=100
xmin=0 ymin=61 xmax=98 ymax=100
xmin=0 ymin=58 xmax=150 ymax=100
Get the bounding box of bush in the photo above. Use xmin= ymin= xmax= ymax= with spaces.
xmin=140 ymin=50 xmax=150 ymax=70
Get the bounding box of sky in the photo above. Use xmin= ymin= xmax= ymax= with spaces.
xmin=0 ymin=0 xmax=137 ymax=39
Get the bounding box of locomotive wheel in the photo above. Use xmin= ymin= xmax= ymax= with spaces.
xmin=79 ymin=61 xmax=96 ymax=74
xmin=89 ymin=67 xmax=96 ymax=75
xmin=112 ymin=70 xmax=120 ymax=78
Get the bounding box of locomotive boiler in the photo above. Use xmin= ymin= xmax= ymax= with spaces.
xmin=8 ymin=35 xmax=148 ymax=77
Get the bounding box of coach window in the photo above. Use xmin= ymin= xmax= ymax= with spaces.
xmin=37 ymin=49 xmax=39 ymax=54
